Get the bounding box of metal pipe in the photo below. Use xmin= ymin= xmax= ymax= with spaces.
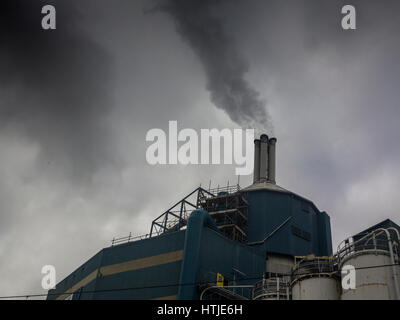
xmin=253 ymin=139 xmax=261 ymax=183
xmin=268 ymin=138 xmax=277 ymax=184
xmin=384 ymin=231 xmax=400 ymax=300
xmin=248 ymin=216 xmax=292 ymax=246
xmin=259 ymin=135 xmax=269 ymax=181
xmin=387 ymin=227 xmax=400 ymax=243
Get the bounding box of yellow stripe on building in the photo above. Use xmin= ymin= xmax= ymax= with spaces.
xmin=55 ymin=250 xmax=183 ymax=300
xmin=56 ymin=269 xmax=99 ymax=300
xmin=99 ymin=250 xmax=183 ymax=276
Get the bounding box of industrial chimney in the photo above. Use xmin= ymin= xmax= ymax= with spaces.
xmin=253 ymin=139 xmax=261 ymax=183
xmin=268 ymin=138 xmax=277 ymax=184
xmin=253 ymin=135 xmax=277 ymax=184
xmin=259 ymin=134 xmax=269 ymax=181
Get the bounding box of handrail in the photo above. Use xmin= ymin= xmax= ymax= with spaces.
xmin=111 ymin=233 xmax=150 ymax=246
xmin=200 ymin=285 xmax=252 ymax=300
xmin=253 ymin=278 xmax=290 ymax=300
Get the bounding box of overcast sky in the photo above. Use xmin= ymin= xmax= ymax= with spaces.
xmin=1 ymin=0 xmax=400 ymax=298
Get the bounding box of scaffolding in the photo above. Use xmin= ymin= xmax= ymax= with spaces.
xmin=200 ymin=186 xmax=248 ymax=243
xmin=148 ymin=184 xmax=248 ymax=243
xmin=149 ymin=187 xmax=214 ymax=237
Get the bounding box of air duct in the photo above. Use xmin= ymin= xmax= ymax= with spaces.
xmin=268 ymin=138 xmax=277 ymax=184
xmin=178 ymin=209 xmax=219 ymax=300
xmin=259 ymin=134 xmax=269 ymax=181
xmin=253 ymin=139 xmax=261 ymax=183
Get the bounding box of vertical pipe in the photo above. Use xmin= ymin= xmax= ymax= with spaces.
xmin=259 ymin=134 xmax=269 ymax=181
xmin=268 ymin=138 xmax=277 ymax=184
xmin=253 ymin=139 xmax=261 ymax=183
xmin=178 ymin=209 xmax=219 ymax=300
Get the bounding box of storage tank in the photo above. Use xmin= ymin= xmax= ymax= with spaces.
xmin=291 ymin=255 xmax=340 ymax=300
xmin=338 ymin=228 xmax=400 ymax=300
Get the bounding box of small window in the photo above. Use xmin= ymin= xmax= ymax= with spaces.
xmin=292 ymin=225 xmax=311 ymax=242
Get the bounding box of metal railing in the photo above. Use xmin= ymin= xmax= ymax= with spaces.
xmin=208 ymin=184 xmax=241 ymax=195
xmin=253 ymin=278 xmax=291 ymax=300
xmin=337 ymin=228 xmax=400 ymax=265
xmin=200 ymin=285 xmax=253 ymax=300
xmin=292 ymin=256 xmax=337 ymax=280
xmin=111 ymin=232 xmax=150 ymax=246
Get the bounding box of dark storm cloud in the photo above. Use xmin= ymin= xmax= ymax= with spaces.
xmin=0 ymin=1 xmax=114 ymax=182
xmin=152 ymin=0 xmax=272 ymax=132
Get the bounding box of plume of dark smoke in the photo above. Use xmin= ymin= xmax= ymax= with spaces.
xmin=152 ymin=0 xmax=272 ymax=132
xmin=0 ymin=1 xmax=114 ymax=183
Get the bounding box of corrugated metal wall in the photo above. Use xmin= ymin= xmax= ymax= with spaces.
xmin=245 ymin=189 xmax=332 ymax=257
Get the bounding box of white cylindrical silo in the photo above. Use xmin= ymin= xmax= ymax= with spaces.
xmin=337 ymin=228 xmax=400 ymax=300
xmin=340 ymin=250 xmax=398 ymax=300
xmin=292 ymin=276 xmax=340 ymax=300
xmin=291 ymin=256 xmax=340 ymax=300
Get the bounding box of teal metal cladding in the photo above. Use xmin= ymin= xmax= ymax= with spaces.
xmin=244 ymin=189 xmax=332 ymax=257
xmin=178 ymin=209 xmax=265 ymax=299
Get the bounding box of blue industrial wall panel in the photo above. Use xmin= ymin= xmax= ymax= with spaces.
xmin=196 ymin=227 xmax=266 ymax=298
xmin=47 ymin=250 xmax=104 ymax=300
xmin=75 ymin=281 xmax=97 ymax=300
xmin=100 ymin=231 xmax=185 ymax=266
xmin=317 ymin=211 xmax=333 ymax=256
xmin=246 ymin=190 xmax=291 ymax=244
xmin=244 ymin=190 xmax=332 ymax=257
xmin=92 ymin=261 xmax=182 ymax=300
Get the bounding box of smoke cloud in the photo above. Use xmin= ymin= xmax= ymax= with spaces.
xmin=0 ymin=1 xmax=114 ymax=184
xmin=153 ymin=0 xmax=272 ymax=132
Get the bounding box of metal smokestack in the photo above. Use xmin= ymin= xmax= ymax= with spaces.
xmin=253 ymin=139 xmax=261 ymax=183
xmin=268 ymin=138 xmax=277 ymax=184
xmin=259 ymin=134 xmax=269 ymax=181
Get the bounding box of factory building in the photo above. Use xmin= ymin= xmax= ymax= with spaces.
xmin=47 ymin=135 xmax=400 ymax=300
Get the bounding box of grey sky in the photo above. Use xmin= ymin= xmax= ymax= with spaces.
xmin=0 ymin=0 xmax=400 ymax=298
